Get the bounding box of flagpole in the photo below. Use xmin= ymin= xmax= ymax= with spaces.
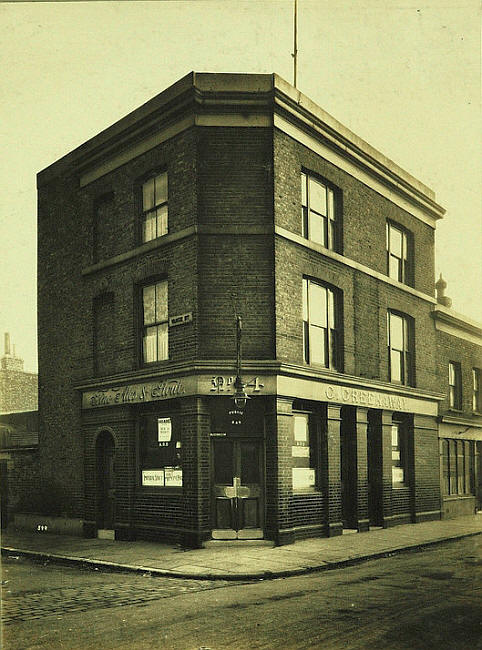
xmin=293 ymin=0 xmax=298 ymax=88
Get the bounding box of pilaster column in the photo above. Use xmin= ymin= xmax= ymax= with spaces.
xmin=325 ymin=404 xmax=343 ymax=537
xmin=180 ymin=396 xmax=211 ymax=547
xmin=355 ymin=406 xmax=369 ymax=531
xmin=264 ymin=397 xmax=293 ymax=545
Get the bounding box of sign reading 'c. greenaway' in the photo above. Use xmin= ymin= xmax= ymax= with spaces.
xmin=83 ymin=379 xmax=186 ymax=409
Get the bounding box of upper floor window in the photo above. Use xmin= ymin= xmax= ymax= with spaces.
xmin=386 ymin=221 xmax=412 ymax=285
xmin=387 ymin=311 xmax=413 ymax=385
xmin=303 ymin=278 xmax=341 ymax=370
xmin=473 ymin=368 xmax=481 ymax=412
xmin=448 ymin=361 xmax=462 ymax=410
xmin=142 ymin=280 xmax=168 ymax=363
xmin=301 ymin=172 xmax=338 ymax=251
xmin=142 ymin=172 xmax=168 ymax=243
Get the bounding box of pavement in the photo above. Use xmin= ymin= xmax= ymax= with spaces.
xmin=1 ymin=515 xmax=481 ymax=581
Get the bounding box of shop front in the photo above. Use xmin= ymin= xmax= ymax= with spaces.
xmin=79 ymin=370 xmax=442 ymax=547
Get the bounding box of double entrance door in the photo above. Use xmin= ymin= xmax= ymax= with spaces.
xmin=212 ymin=437 xmax=264 ymax=539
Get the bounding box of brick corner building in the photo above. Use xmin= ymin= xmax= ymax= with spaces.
xmin=34 ymin=72 xmax=482 ymax=546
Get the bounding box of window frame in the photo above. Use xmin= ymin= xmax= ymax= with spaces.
xmin=472 ymin=368 xmax=481 ymax=413
xmin=386 ymin=220 xmax=413 ymax=285
xmin=139 ymin=170 xmax=168 ymax=244
xmin=391 ymin=420 xmax=409 ymax=488
xmin=441 ymin=438 xmax=475 ymax=496
xmin=301 ymin=171 xmax=340 ymax=251
xmin=138 ymin=412 xmax=182 ymax=490
xmin=302 ymin=277 xmax=342 ymax=371
xmin=387 ymin=310 xmax=414 ymax=386
xmin=291 ymin=410 xmax=321 ymax=493
xmin=448 ymin=361 xmax=462 ymax=411
xmin=139 ymin=278 xmax=169 ymax=366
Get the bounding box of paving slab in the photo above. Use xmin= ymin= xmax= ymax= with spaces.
xmin=2 ymin=515 xmax=480 ymax=580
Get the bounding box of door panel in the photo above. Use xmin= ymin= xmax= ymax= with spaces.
xmin=212 ymin=438 xmax=264 ymax=539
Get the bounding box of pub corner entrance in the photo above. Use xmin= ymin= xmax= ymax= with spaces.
xmin=211 ymin=437 xmax=264 ymax=540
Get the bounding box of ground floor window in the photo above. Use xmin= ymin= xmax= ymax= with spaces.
xmin=391 ymin=420 xmax=409 ymax=487
xmin=441 ymin=439 xmax=475 ymax=496
xmin=139 ymin=414 xmax=182 ymax=487
xmin=291 ymin=411 xmax=319 ymax=491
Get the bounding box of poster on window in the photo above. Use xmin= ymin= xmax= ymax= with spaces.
xmin=294 ymin=416 xmax=308 ymax=442
xmin=157 ymin=417 xmax=172 ymax=446
xmin=164 ymin=467 xmax=183 ymax=487
xmin=292 ymin=446 xmax=310 ymax=457
xmin=142 ymin=469 xmax=165 ymax=486
xmin=292 ymin=467 xmax=315 ymax=489
xmin=392 ymin=467 xmax=404 ymax=484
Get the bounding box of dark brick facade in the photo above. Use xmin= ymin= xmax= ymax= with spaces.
xmin=33 ymin=72 xmax=478 ymax=547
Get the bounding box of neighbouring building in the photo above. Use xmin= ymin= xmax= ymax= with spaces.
xmin=432 ymin=277 xmax=482 ymax=518
xmin=0 ymin=333 xmax=38 ymax=414
xmin=0 ymin=410 xmax=39 ymax=528
xmin=31 ymin=72 xmax=481 ymax=546
xmin=0 ymin=333 xmax=39 ymax=528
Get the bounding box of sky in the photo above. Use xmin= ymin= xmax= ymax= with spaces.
xmin=0 ymin=0 xmax=480 ymax=373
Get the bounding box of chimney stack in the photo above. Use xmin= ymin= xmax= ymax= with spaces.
xmin=4 ymin=332 xmax=10 ymax=356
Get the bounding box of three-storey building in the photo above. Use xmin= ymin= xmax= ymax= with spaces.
xmin=35 ymin=72 xmax=478 ymax=547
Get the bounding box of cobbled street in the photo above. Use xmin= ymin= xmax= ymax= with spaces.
xmin=2 ymin=536 xmax=481 ymax=650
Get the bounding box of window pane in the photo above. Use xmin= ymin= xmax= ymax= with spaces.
xmin=294 ymin=415 xmax=308 ymax=442
xmin=143 ymin=326 xmax=157 ymax=362
xmin=390 ymin=349 xmax=402 ymax=382
xmin=302 ymin=278 xmax=308 ymax=321
xmin=143 ymin=285 xmax=156 ymax=325
xmin=154 ymin=172 xmax=168 ymax=204
xmin=449 ymin=441 xmax=457 ymax=494
xmin=155 ymin=281 xmax=168 ymax=322
xmin=213 ymin=440 xmax=234 ymax=485
xmin=301 ymin=173 xmax=307 ymax=207
xmin=389 ymin=313 xmax=404 ymax=350
xmin=143 ymin=178 xmax=155 ymax=211
xmin=328 ymin=219 xmax=336 ymax=251
xmin=241 ymin=442 xmax=260 ymax=484
xmin=449 ymin=386 xmax=455 ymax=408
xmin=327 ymin=188 xmax=335 ymax=219
xmin=391 ymin=424 xmax=399 ymax=447
xmin=309 ymin=283 xmax=327 ymax=327
xmin=389 ymin=225 xmax=402 ymax=257
xmin=309 ymin=178 xmax=327 ymax=215
xmin=143 ymin=213 xmax=156 ymax=243
xmin=448 ymin=363 xmax=455 ymax=385
xmin=327 ymin=289 xmax=335 ymax=327
xmin=157 ymin=323 xmax=168 ymax=360
xmin=442 ymin=439 xmax=449 ymax=494
xmin=310 ymin=325 xmax=326 ymax=364
xmin=457 ymin=441 xmax=464 ymax=494
xmin=389 ymin=255 xmax=400 ymax=280
xmin=156 ymin=205 xmax=168 ymax=237
xmin=309 ymin=211 xmax=324 ymax=245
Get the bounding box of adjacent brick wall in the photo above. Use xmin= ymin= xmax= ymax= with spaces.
xmin=435 ymin=330 xmax=482 ymax=417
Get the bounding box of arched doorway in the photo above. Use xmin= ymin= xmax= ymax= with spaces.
xmin=96 ymin=430 xmax=116 ymax=532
